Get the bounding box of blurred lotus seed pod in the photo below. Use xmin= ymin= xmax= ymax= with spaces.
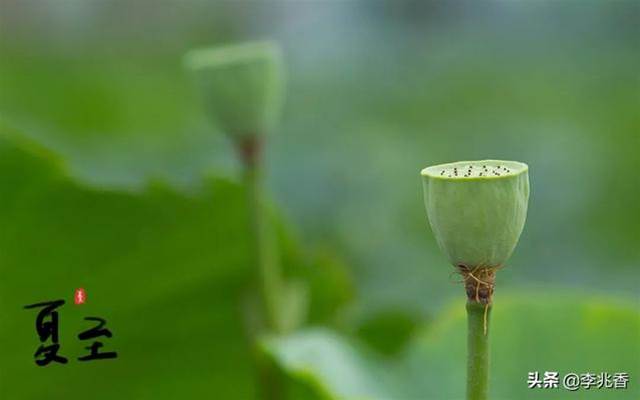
xmin=184 ymin=40 xmax=285 ymax=137
xmin=421 ymin=160 xmax=529 ymax=269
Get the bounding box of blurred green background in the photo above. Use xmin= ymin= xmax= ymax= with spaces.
xmin=0 ymin=1 xmax=638 ymax=399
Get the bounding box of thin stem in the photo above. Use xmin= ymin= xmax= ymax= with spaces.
xmin=237 ymin=135 xmax=285 ymax=400
xmin=244 ymin=160 xmax=282 ymax=332
xmin=466 ymin=301 xmax=491 ymax=400
xmin=239 ymin=135 xmax=284 ymax=333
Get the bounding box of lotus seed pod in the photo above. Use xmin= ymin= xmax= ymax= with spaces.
xmin=184 ymin=40 xmax=285 ymax=137
xmin=421 ymin=160 xmax=529 ymax=269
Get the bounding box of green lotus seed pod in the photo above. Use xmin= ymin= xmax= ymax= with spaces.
xmin=421 ymin=160 xmax=529 ymax=269
xmin=184 ymin=40 xmax=284 ymax=137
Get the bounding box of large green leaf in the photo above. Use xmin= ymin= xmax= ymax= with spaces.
xmin=0 ymin=123 xmax=349 ymax=399
xmin=265 ymin=293 xmax=640 ymax=399
xmin=0 ymin=124 xmax=253 ymax=398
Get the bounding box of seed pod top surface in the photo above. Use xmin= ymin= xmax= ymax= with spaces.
xmin=184 ymin=40 xmax=284 ymax=138
xmin=421 ymin=160 xmax=529 ymax=269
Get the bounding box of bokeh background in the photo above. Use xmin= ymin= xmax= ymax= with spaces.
xmin=0 ymin=1 xmax=638 ymax=399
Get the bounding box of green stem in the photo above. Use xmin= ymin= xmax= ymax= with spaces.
xmin=244 ymin=160 xmax=283 ymax=333
xmin=240 ymin=135 xmax=283 ymax=333
xmin=466 ymin=301 xmax=491 ymax=400
xmin=238 ymin=135 xmax=285 ymax=400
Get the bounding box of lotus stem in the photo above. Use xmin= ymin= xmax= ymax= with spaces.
xmin=238 ymin=135 xmax=283 ymax=333
xmin=466 ymin=301 xmax=491 ymax=400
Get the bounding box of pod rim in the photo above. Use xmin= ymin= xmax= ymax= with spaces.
xmin=184 ymin=40 xmax=281 ymax=71
xmin=421 ymin=159 xmax=528 ymax=181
